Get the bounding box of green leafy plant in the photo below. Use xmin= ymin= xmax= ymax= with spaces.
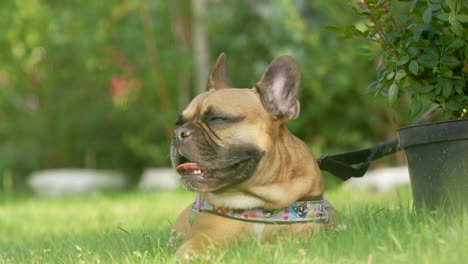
xmin=330 ymin=0 xmax=467 ymax=118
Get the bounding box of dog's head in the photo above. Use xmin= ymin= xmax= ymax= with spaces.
xmin=171 ymin=53 xmax=301 ymax=192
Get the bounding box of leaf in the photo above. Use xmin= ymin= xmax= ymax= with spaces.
xmin=443 ymin=71 xmax=453 ymax=78
xmin=423 ymin=7 xmax=432 ymax=23
xmin=451 ymin=21 xmax=463 ymax=36
xmin=456 ymin=14 xmax=468 ymax=23
xmin=366 ymin=80 xmax=379 ymax=93
xmin=411 ymin=97 xmax=423 ymax=117
xmin=410 ymin=0 xmax=418 ymax=12
xmin=337 ymin=35 xmax=351 ymax=40
xmin=436 ymin=13 xmax=450 ymax=21
xmin=395 ymin=69 xmax=407 ymax=80
xmin=454 ymin=79 xmax=463 ymax=94
xmin=386 ymin=72 xmax=395 ymax=80
xmin=435 ymin=82 xmax=442 ymax=95
xmin=398 ymin=78 xmax=407 ymax=89
xmin=445 ymin=0 xmax=453 ymax=8
xmin=452 ymin=95 xmax=468 ymax=100
xmin=447 ymin=39 xmax=465 ymax=50
xmin=397 ymin=56 xmax=410 ymax=66
xmin=412 ymin=27 xmax=424 ymax=41
xmin=417 ymin=51 xmax=439 ymax=68
xmin=445 ymin=101 xmax=463 ymax=112
xmin=450 ymin=94 xmax=468 ymax=101
xmin=324 ymin=26 xmax=344 ymax=34
xmin=437 ymin=77 xmax=453 ymax=98
xmin=358 ymin=48 xmax=372 ymax=53
xmin=403 ymin=86 xmax=418 ymax=93
xmin=409 ymin=60 xmax=419 ymax=75
xmin=441 ymin=56 xmax=461 ymax=69
xmin=374 ymin=83 xmax=383 ymax=96
xmin=407 ymin=47 xmax=420 ymax=58
xmin=379 ymin=68 xmax=394 ymax=77
xmin=344 ymin=24 xmax=363 ymax=37
xmin=435 ymin=96 xmax=447 ymax=104
xmin=398 ymin=15 xmax=410 ymax=23
xmin=421 ymin=85 xmax=435 ymax=93
xmin=440 ymin=33 xmax=456 ymax=45
xmin=444 ymin=109 xmax=454 ymax=119
xmin=424 ymin=47 xmax=439 ymax=57
xmin=431 ymin=3 xmax=442 ymax=12
xmin=388 ymin=83 xmax=398 ymax=106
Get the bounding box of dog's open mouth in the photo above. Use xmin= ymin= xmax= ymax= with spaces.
xmin=174 ymin=154 xmax=248 ymax=192
xmin=175 ymin=158 xmax=239 ymax=178
xmin=176 ymin=162 xmax=207 ymax=177
xmin=171 ymin=144 xmax=264 ymax=192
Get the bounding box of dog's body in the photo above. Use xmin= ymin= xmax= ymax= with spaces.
xmin=170 ymin=54 xmax=338 ymax=256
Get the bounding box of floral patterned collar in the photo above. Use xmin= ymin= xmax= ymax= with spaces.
xmin=190 ymin=194 xmax=333 ymax=225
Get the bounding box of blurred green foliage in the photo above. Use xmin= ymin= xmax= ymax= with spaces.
xmin=0 ymin=0 xmax=411 ymax=186
xmin=336 ymin=0 xmax=467 ymax=119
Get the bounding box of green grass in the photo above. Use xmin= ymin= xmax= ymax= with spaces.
xmin=0 ymin=187 xmax=466 ymax=263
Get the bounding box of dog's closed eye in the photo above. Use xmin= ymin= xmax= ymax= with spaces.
xmin=201 ymin=107 xmax=245 ymax=126
xmin=207 ymin=116 xmax=230 ymax=124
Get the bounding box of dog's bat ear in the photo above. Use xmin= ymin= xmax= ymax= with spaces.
xmin=254 ymin=56 xmax=301 ymax=121
xmin=207 ymin=53 xmax=233 ymax=90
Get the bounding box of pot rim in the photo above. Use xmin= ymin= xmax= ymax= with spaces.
xmin=397 ymin=118 xmax=468 ymax=132
xmin=398 ymin=118 xmax=468 ymax=149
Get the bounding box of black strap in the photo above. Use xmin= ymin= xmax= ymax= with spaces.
xmin=316 ymin=107 xmax=440 ymax=181
xmin=316 ymin=138 xmax=399 ymax=181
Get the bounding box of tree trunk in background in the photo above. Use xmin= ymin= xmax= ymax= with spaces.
xmin=191 ymin=0 xmax=210 ymax=94
xmin=139 ymin=2 xmax=173 ymax=142
xmin=169 ymin=0 xmax=192 ymax=110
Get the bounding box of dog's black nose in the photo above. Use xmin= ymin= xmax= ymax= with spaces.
xmin=176 ymin=126 xmax=193 ymax=140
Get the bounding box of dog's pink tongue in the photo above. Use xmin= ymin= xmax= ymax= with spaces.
xmin=176 ymin=162 xmax=204 ymax=172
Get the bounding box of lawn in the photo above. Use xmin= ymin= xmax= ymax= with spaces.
xmin=0 ymin=186 xmax=466 ymax=264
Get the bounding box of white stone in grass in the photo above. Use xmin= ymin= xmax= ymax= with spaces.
xmin=347 ymin=166 xmax=410 ymax=192
xmin=28 ymin=169 xmax=127 ymax=197
xmin=138 ymin=167 xmax=180 ymax=190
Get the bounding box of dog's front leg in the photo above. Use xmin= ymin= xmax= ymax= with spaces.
xmin=175 ymin=212 xmax=247 ymax=258
xmin=168 ymin=204 xmax=194 ymax=251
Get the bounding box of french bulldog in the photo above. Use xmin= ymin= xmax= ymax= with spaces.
xmin=170 ymin=53 xmax=338 ymax=256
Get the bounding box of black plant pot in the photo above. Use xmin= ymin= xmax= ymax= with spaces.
xmin=398 ymin=119 xmax=468 ymax=210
